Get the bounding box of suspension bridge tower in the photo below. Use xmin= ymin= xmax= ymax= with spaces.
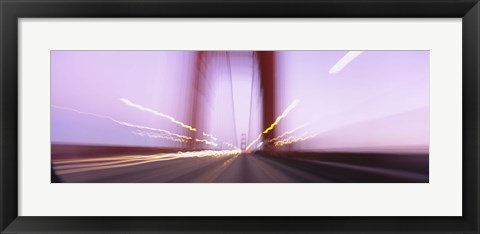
xmin=240 ymin=133 xmax=247 ymax=151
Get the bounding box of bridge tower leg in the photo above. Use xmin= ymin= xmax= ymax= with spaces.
xmin=257 ymin=51 xmax=277 ymax=152
xmin=189 ymin=51 xmax=206 ymax=150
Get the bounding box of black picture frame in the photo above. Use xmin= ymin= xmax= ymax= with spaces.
xmin=1 ymin=0 xmax=479 ymax=233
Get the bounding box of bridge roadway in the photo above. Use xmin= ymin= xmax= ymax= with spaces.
xmin=53 ymin=150 xmax=428 ymax=183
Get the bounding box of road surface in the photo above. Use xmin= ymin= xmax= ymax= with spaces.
xmin=52 ymin=149 xmax=428 ymax=183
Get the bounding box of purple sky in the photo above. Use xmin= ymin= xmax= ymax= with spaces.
xmin=51 ymin=51 xmax=429 ymax=152
xmin=276 ymin=51 xmax=429 ymax=152
xmin=51 ymin=51 xmax=196 ymax=147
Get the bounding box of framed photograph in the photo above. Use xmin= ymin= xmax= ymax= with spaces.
xmin=1 ymin=0 xmax=478 ymax=233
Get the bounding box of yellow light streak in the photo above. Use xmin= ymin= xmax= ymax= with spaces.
xmin=120 ymin=98 xmax=197 ymax=131
xmin=263 ymin=99 xmax=300 ymax=134
xmin=246 ymin=99 xmax=300 ymax=150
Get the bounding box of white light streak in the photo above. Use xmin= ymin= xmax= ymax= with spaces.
xmin=195 ymin=138 xmax=219 ymax=147
xmin=329 ymin=51 xmax=363 ymax=74
xmin=120 ymin=98 xmax=196 ymax=131
xmin=53 ymin=150 xmax=241 ymax=175
xmin=51 ymin=105 xmax=191 ymax=141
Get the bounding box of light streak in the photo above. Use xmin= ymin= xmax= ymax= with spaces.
xmin=201 ymin=133 xmax=238 ymax=149
xmin=272 ymin=132 xmax=318 ymax=146
xmin=175 ymin=149 xmax=240 ymax=158
xmin=53 ymin=155 xmax=160 ymax=165
xmin=115 ymin=120 xmax=191 ymax=140
xmin=54 ymin=154 xmax=179 ymax=175
xmin=269 ymin=123 xmax=309 ymax=142
xmin=224 ymin=142 xmax=236 ymax=149
xmin=263 ymin=99 xmax=300 ymax=134
xmin=51 ymin=105 xmax=191 ymax=142
xmin=246 ymin=135 xmax=262 ymax=150
xmin=201 ymin=132 xmax=238 ymax=149
xmin=329 ymin=51 xmax=363 ymax=74
xmin=246 ymin=99 xmax=300 ymax=150
xmin=202 ymin=132 xmax=218 ymax=141
xmin=195 ymin=138 xmax=219 ymax=147
xmin=53 ymin=150 xmax=241 ymax=175
xmin=120 ymin=98 xmax=197 ymax=131
xmin=54 ymin=155 xmax=174 ymax=170
xmin=131 ymin=130 xmax=189 ymax=143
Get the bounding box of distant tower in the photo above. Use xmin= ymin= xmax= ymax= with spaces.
xmin=240 ymin=133 xmax=247 ymax=150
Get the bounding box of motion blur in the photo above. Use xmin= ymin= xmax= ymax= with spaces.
xmin=51 ymin=51 xmax=429 ymax=183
